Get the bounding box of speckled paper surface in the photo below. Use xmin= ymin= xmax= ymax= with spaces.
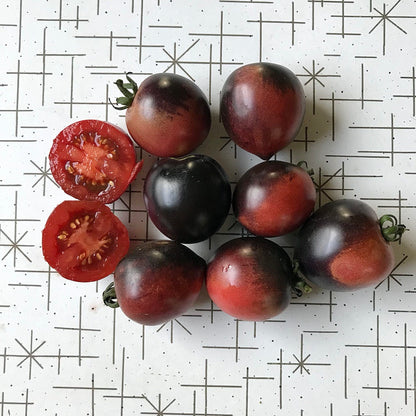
xmin=1 ymin=1 xmax=416 ymax=415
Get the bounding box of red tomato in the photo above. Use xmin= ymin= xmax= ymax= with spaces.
xmin=206 ymin=237 xmax=292 ymax=321
xmin=112 ymin=73 xmax=211 ymax=157
xmin=104 ymin=240 xmax=206 ymax=326
xmin=293 ymin=199 xmax=406 ymax=291
xmin=233 ymin=160 xmax=316 ymax=237
xmin=220 ymin=62 xmax=305 ymax=160
xmin=42 ymin=200 xmax=130 ymax=282
xmin=49 ymin=119 xmax=143 ymax=204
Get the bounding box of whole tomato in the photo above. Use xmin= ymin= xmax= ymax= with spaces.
xmin=112 ymin=72 xmax=211 ymax=157
xmin=143 ymin=154 xmax=231 ymax=244
xmin=206 ymin=237 xmax=293 ymax=321
xmin=233 ymin=160 xmax=316 ymax=237
xmin=293 ymin=199 xmax=406 ymax=291
xmin=103 ymin=240 xmax=206 ymax=326
xmin=220 ymin=62 xmax=305 ymax=160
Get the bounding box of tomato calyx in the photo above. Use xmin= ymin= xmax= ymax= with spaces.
xmin=379 ymin=214 xmax=406 ymax=242
xmin=291 ymin=260 xmax=313 ymax=297
xmin=102 ymin=282 xmax=119 ymax=308
xmin=296 ymin=160 xmax=315 ymax=178
xmin=111 ymin=72 xmax=138 ymax=110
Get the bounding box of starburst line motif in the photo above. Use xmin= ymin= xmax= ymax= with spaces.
xmin=156 ymin=314 xmax=201 ymax=343
xmin=268 ymin=334 xmax=331 ymax=408
xmin=0 ymin=191 xmax=38 ymax=266
xmin=159 ymin=40 xmax=201 ymax=80
xmin=0 ymin=228 xmax=32 ymax=267
xmin=24 ymin=157 xmax=58 ymax=196
xmin=142 ymin=394 xmax=176 ymax=416
xmin=375 ymin=255 xmax=411 ymax=290
xmin=333 ymin=0 xmax=416 ymax=55
xmin=297 ymin=60 xmax=340 ymax=114
xmin=368 ymin=0 xmax=416 ymax=55
xmin=313 ymin=165 xmax=353 ymax=207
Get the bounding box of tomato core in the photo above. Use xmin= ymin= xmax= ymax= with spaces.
xmin=64 ymin=132 xmax=118 ymax=193
xmin=57 ymin=213 xmax=112 ymax=267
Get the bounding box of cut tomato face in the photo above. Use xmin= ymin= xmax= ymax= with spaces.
xmin=42 ymin=200 xmax=130 ymax=282
xmin=49 ymin=120 xmax=143 ymax=204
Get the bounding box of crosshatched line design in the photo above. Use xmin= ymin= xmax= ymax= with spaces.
xmin=0 ymin=0 xmax=415 ymax=415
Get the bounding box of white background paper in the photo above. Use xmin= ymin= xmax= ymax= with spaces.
xmin=1 ymin=1 xmax=416 ymax=415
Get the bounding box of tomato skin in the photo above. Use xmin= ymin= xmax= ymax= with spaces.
xmin=113 ymin=240 xmax=206 ymax=326
xmin=42 ymin=200 xmax=130 ymax=282
xmin=220 ymin=62 xmax=305 ymax=160
xmin=125 ymin=73 xmax=211 ymax=157
xmin=293 ymin=199 xmax=395 ymax=291
xmin=233 ymin=160 xmax=316 ymax=237
xmin=49 ymin=119 xmax=142 ymax=204
xmin=143 ymin=154 xmax=231 ymax=244
xmin=206 ymin=237 xmax=292 ymax=321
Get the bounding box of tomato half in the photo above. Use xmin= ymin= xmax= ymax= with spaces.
xmin=49 ymin=120 xmax=143 ymax=204
xmin=42 ymin=200 xmax=130 ymax=282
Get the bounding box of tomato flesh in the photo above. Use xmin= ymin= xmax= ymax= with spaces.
xmin=49 ymin=120 xmax=142 ymax=204
xmin=42 ymin=200 xmax=130 ymax=282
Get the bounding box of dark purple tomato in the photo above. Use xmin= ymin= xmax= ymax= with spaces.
xmin=293 ymin=199 xmax=405 ymax=291
xmin=206 ymin=237 xmax=293 ymax=321
xmin=143 ymin=154 xmax=231 ymax=244
xmin=105 ymin=240 xmax=206 ymax=326
xmin=233 ymin=160 xmax=316 ymax=237
xmin=112 ymin=73 xmax=211 ymax=157
xmin=220 ymin=62 xmax=305 ymax=160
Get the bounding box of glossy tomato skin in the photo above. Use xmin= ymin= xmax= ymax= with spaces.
xmin=220 ymin=62 xmax=305 ymax=160
xmin=206 ymin=237 xmax=292 ymax=321
xmin=233 ymin=160 xmax=316 ymax=237
xmin=126 ymin=73 xmax=211 ymax=157
xmin=293 ymin=199 xmax=395 ymax=291
xmin=49 ymin=119 xmax=142 ymax=204
xmin=143 ymin=154 xmax=231 ymax=243
xmin=42 ymin=200 xmax=130 ymax=282
xmin=114 ymin=240 xmax=206 ymax=325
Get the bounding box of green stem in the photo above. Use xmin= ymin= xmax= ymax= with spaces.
xmin=110 ymin=72 xmax=138 ymax=110
xmin=379 ymin=214 xmax=406 ymax=242
xmin=291 ymin=259 xmax=313 ymax=297
xmin=102 ymin=282 xmax=119 ymax=308
xmin=297 ymin=160 xmax=314 ymax=177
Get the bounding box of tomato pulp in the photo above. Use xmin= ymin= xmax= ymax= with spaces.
xmin=49 ymin=119 xmax=142 ymax=204
xmin=42 ymin=200 xmax=130 ymax=282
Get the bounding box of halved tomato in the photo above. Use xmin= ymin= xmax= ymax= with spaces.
xmin=42 ymin=200 xmax=130 ymax=282
xmin=49 ymin=120 xmax=143 ymax=204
